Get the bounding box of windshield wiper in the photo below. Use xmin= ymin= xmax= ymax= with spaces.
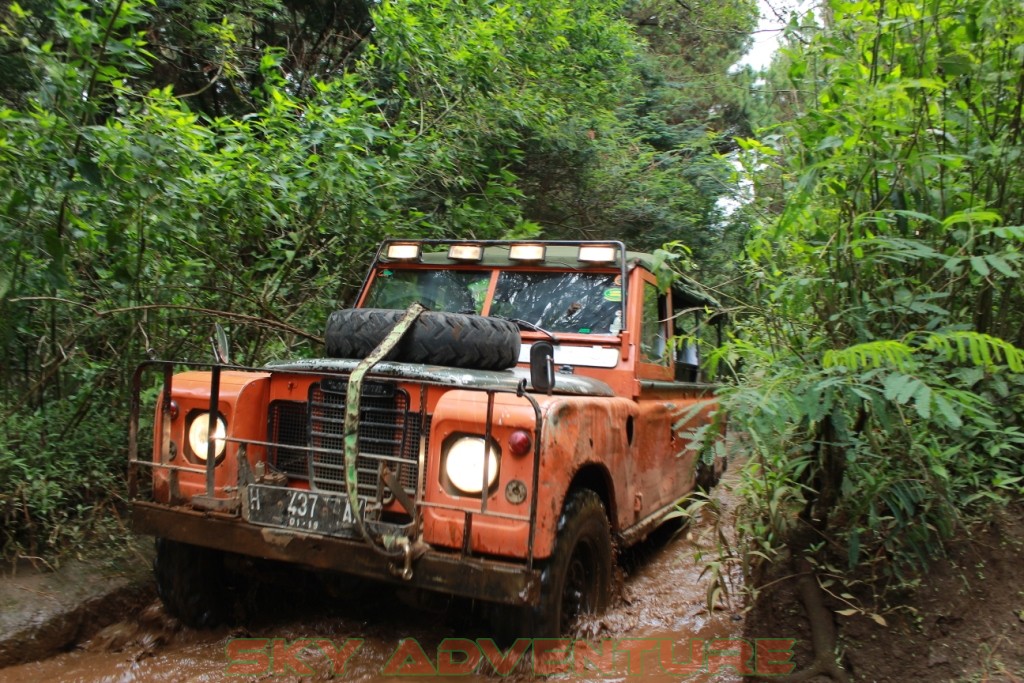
xmin=494 ymin=316 xmax=558 ymax=343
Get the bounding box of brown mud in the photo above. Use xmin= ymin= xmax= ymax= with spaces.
xmin=0 ymin=548 xmax=155 ymax=670
xmin=6 ymin=481 xmax=1021 ymax=682
xmin=743 ymin=504 xmax=1024 ymax=682
xmin=0 ymin=479 xmax=748 ymax=682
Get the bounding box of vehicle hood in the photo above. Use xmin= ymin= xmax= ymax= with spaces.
xmin=265 ymin=358 xmax=614 ymax=396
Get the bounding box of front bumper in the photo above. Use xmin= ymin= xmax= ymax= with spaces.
xmin=132 ymin=501 xmax=541 ymax=606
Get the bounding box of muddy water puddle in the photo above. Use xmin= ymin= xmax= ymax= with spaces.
xmin=0 ymin=488 xmax=746 ymax=683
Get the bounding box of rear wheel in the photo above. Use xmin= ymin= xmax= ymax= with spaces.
xmin=154 ymin=538 xmax=229 ymax=628
xmin=695 ymin=453 xmax=727 ymax=491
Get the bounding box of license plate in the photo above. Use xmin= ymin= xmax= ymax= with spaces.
xmin=244 ymin=484 xmax=366 ymax=538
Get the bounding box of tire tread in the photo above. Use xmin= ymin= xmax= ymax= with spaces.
xmin=325 ymin=308 xmax=521 ymax=370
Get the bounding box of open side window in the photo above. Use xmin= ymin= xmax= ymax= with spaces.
xmin=639 ymin=279 xmax=671 ymax=368
xmin=669 ymin=285 xmax=728 ymax=383
xmin=672 ymin=304 xmax=703 ymax=382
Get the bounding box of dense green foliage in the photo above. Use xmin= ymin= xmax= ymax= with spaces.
xmin=722 ymin=0 xmax=1024 ymax=598
xmin=6 ymin=0 xmax=1020 ymax=614
xmin=0 ymin=0 xmax=755 ymax=559
xmin=534 ymin=0 xmax=759 ymax=256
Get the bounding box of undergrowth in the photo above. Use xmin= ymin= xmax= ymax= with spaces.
xmin=0 ymin=388 xmax=131 ymax=566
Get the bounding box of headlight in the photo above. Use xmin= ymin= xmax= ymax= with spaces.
xmin=444 ymin=436 xmax=499 ymax=495
xmin=188 ymin=413 xmax=227 ymax=462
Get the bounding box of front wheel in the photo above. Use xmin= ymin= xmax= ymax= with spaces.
xmin=154 ymin=538 xmax=229 ymax=628
xmin=519 ymin=489 xmax=614 ymax=638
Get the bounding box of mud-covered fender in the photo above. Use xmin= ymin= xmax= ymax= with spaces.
xmin=530 ymin=396 xmax=637 ymax=559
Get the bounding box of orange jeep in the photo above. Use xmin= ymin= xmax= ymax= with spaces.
xmin=128 ymin=239 xmax=725 ymax=636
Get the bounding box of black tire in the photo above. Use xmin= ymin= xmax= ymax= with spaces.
xmin=510 ymin=489 xmax=613 ymax=638
xmin=324 ymin=308 xmax=521 ymax=370
xmin=154 ymin=538 xmax=229 ymax=628
xmin=695 ymin=453 xmax=727 ymax=491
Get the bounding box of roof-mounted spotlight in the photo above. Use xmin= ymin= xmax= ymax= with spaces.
xmin=385 ymin=243 xmax=422 ymax=261
xmin=448 ymin=244 xmax=484 ymax=262
xmin=509 ymin=244 xmax=546 ymax=262
xmin=578 ymin=245 xmax=618 ymax=264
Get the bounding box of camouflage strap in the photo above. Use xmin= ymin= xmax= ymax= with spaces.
xmin=344 ymin=303 xmax=425 ymax=557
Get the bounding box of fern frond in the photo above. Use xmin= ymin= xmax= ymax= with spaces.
xmin=822 ymin=340 xmax=915 ymax=371
xmin=920 ymin=331 xmax=1024 ymax=372
xmin=823 ymin=333 xmax=1024 ymax=373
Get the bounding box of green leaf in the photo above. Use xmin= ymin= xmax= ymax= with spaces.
xmin=895 ymin=377 xmax=922 ymax=405
xmin=943 ymin=210 xmax=1002 ymax=228
xmin=984 ymin=254 xmax=1018 ymax=278
xmin=883 ymin=373 xmax=914 ymax=403
xmin=969 ymin=256 xmax=990 ymax=277
xmin=78 ymin=159 xmax=103 ymax=186
xmin=932 ymin=394 xmax=962 ymax=429
xmin=912 ymin=384 xmax=932 ymax=419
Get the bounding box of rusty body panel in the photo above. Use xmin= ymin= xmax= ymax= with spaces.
xmin=129 ymin=240 xmax=724 ymax=614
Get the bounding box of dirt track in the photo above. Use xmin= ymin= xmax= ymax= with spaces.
xmin=0 ymin=477 xmax=747 ymax=682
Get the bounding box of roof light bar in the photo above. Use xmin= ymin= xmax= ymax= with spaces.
xmin=385 ymin=243 xmax=422 ymax=261
xmin=509 ymin=244 xmax=546 ymax=262
xmin=578 ymin=245 xmax=618 ymax=264
xmin=448 ymin=244 xmax=483 ymax=262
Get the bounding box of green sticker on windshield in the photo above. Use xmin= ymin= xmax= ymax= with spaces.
xmin=380 ymin=270 xmax=393 ymax=277
xmin=468 ymin=279 xmax=489 ymax=313
xmin=603 ymin=287 xmax=622 ymax=302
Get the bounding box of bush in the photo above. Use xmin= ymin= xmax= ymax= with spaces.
xmin=0 ymin=388 xmax=129 ymax=563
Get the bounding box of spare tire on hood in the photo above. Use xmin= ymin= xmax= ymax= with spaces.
xmin=325 ymin=308 xmax=521 ymax=371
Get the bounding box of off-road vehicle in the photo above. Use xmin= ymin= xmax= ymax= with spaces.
xmin=128 ymin=239 xmax=725 ymax=636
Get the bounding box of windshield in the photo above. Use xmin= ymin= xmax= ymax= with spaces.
xmin=364 ymin=268 xmax=623 ymax=335
xmin=491 ymin=272 xmax=622 ymax=334
xmin=364 ymin=269 xmax=489 ymax=314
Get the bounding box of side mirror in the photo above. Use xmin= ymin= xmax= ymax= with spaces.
xmin=530 ymin=341 xmax=555 ymax=394
xmin=212 ymin=323 xmax=231 ymax=365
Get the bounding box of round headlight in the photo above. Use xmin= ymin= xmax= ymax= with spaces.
xmin=188 ymin=413 xmax=226 ymax=461
xmin=444 ymin=437 xmax=499 ymax=494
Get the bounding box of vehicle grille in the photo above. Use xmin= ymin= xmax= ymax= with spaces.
xmin=268 ymin=401 xmax=308 ymax=476
xmin=267 ymin=380 xmax=426 ymax=503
